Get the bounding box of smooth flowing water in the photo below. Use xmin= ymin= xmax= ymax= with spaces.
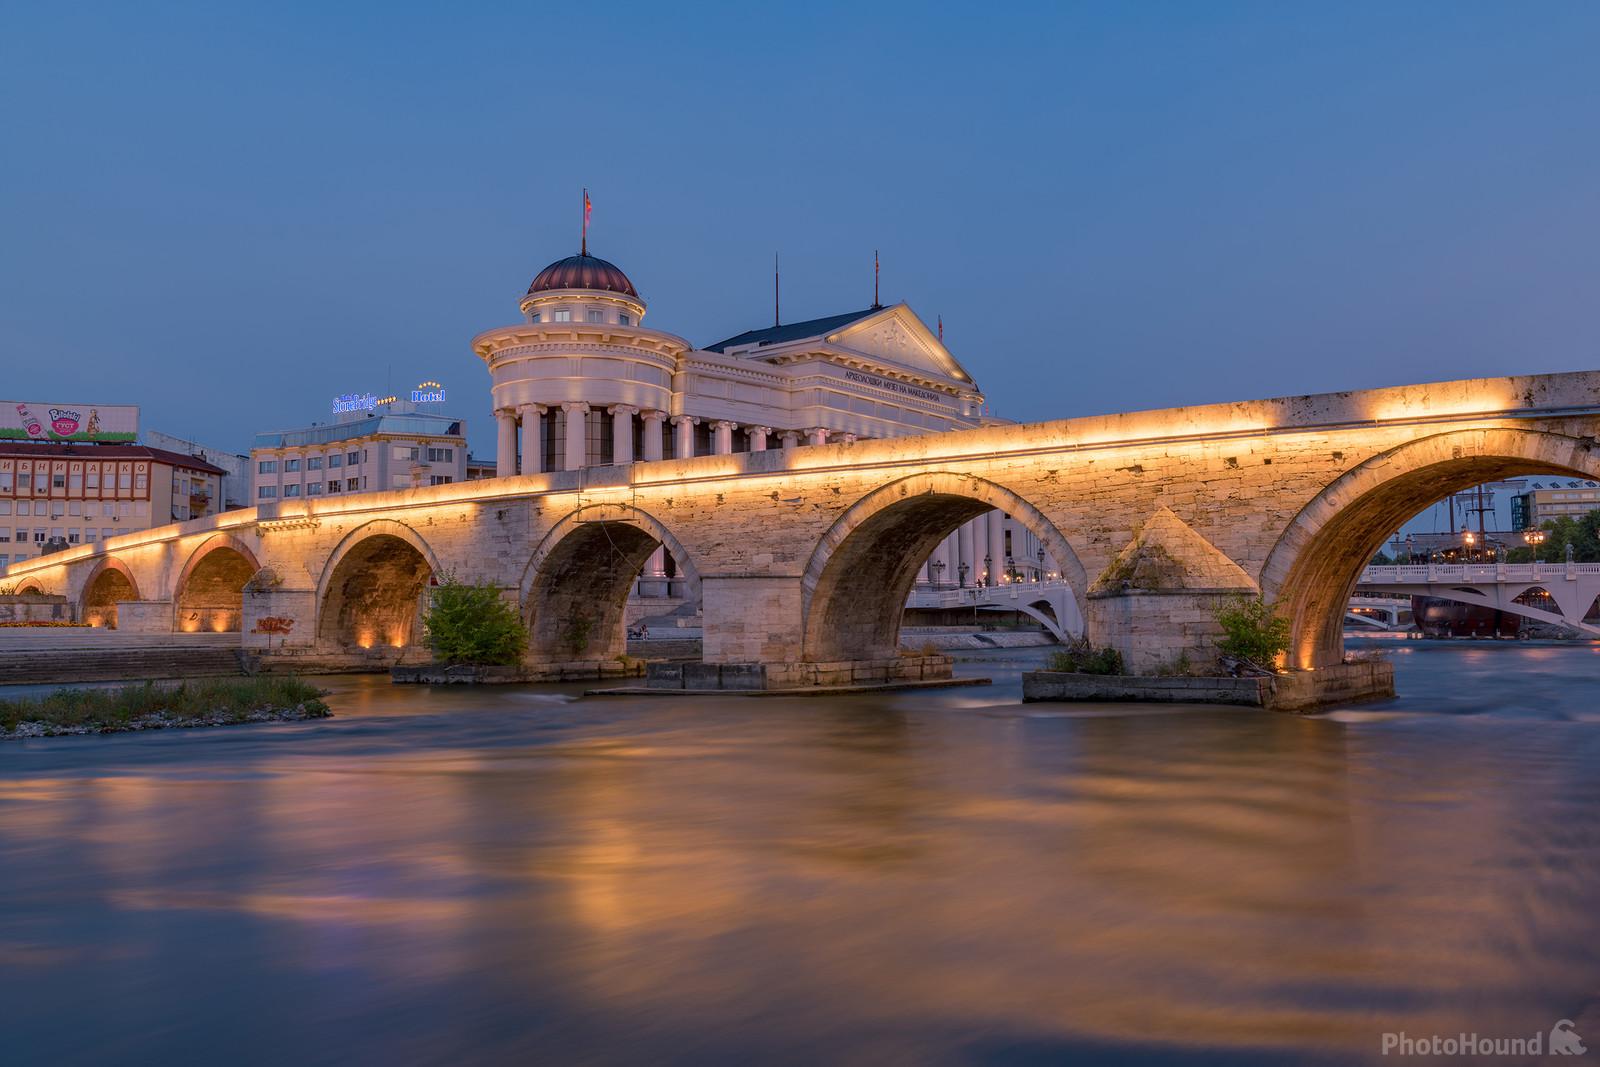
xmin=3 ymin=642 xmax=1599 ymax=1066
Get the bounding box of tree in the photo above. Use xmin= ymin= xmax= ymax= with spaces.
xmin=1213 ymin=595 xmax=1291 ymax=670
xmin=422 ymin=576 xmax=528 ymax=666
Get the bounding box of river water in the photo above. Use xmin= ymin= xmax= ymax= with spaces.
xmin=3 ymin=642 xmax=1599 ymax=1066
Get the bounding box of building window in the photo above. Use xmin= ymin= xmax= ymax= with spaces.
xmin=84 ymin=529 xmax=96 ymax=543
xmin=530 ymin=312 xmax=541 ymax=323
xmin=68 ymin=531 xmax=79 ymax=544
xmin=307 ymin=456 xmax=323 ymax=470
xmin=284 ymin=459 xmax=300 ymax=472
xmin=306 ymin=482 xmax=323 ymax=495
xmin=618 ymin=314 xmax=631 ymax=326
xmin=587 ymin=309 xmax=603 ymax=323
xmin=258 ymin=486 xmax=277 ymax=499
xmin=283 ymin=484 xmax=301 ymax=497
xmin=347 ymin=451 xmax=361 ymax=466
xmin=427 ymin=447 xmax=453 ymax=463
xmin=327 ymin=481 xmax=341 ymax=494
xmin=53 ymin=474 xmax=65 ymax=489
xmin=328 ymin=454 xmax=343 ymax=468
xmin=393 ymin=446 xmax=418 ymax=461
xmin=258 ymin=460 xmax=277 ymax=474
xmin=553 ymin=309 xmax=572 ymax=322
xmin=429 ymin=475 xmax=453 ymax=485
xmin=17 ymin=473 xmax=30 ymax=490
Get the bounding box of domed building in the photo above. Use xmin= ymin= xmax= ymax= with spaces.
xmin=471 ymin=245 xmax=1054 ymax=594
xmin=473 ymin=248 xmax=989 ymax=474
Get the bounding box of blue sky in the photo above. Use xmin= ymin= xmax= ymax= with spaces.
xmin=3 ymin=2 xmax=1597 ymax=459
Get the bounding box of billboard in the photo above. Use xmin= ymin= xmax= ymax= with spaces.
xmin=1 ymin=402 xmax=138 ymax=443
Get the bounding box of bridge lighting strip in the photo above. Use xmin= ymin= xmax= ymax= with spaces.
xmin=5 ymin=403 xmax=1598 ymax=580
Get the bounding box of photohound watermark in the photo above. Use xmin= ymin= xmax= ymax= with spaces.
xmin=1381 ymin=1019 xmax=1585 ymax=1056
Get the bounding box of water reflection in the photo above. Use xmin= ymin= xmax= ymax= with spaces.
xmin=2 ymin=644 xmax=1600 ymax=1064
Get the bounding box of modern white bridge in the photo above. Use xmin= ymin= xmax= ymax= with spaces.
xmin=907 ymin=580 xmax=1084 ymax=642
xmin=1356 ymin=562 xmax=1600 ymax=636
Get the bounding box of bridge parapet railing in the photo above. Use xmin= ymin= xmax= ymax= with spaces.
xmin=1360 ymin=562 xmax=1596 ymax=584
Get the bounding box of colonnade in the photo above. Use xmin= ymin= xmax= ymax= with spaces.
xmin=918 ymin=510 xmax=1055 ymax=588
xmin=492 ymin=406 xmax=871 ymax=477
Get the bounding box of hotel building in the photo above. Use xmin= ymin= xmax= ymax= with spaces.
xmin=250 ymin=408 xmax=469 ymax=503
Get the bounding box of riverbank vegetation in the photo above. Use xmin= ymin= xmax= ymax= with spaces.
xmin=1 ymin=677 xmax=330 ymax=738
xmin=423 ymin=577 xmax=528 ymax=665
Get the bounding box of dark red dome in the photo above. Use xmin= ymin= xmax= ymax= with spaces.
xmin=527 ymin=254 xmax=639 ymax=298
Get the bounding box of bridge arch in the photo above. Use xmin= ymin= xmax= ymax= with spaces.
xmin=801 ymin=472 xmax=1086 ymax=663
xmin=519 ymin=505 xmax=699 ymax=663
xmin=11 ymin=576 xmax=45 ymax=595
xmin=1262 ymin=427 xmax=1600 ymax=669
xmin=172 ymin=533 xmax=261 ymax=633
xmin=80 ymin=556 xmax=142 ymax=629
xmin=316 ymin=520 xmax=440 ymax=651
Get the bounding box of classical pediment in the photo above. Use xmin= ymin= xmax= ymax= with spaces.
xmin=826 ymin=305 xmax=978 ymax=387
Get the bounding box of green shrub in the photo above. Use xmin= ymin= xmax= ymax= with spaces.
xmin=1045 ymin=641 xmax=1125 ymax=675
xmin=423 ymin=576 xmax=528 ymax=666
xmin=1213 ymin=595 xmax=1290 ymax=669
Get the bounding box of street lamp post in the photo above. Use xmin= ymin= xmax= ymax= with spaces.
xmin=930 ymin=559 xmax=945 ymax=589
xmin=983 ymin=553 xmax=992 ymax=588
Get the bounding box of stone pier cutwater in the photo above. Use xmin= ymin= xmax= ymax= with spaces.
xmin=5 ymin=370 xmax=1599 ymax=702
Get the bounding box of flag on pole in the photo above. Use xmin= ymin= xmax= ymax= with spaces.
xmin=582 ymin=188 xmax=592 ymax=254
xmin=937 ymin=314 xmax=943 ymax=341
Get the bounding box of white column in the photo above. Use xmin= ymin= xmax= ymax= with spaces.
xmin=780 ymin=431 xmax=801 ymax=450
xmin=806 ymin=427 xmax=829 ymax=446
xmin=974 ymin=512 xmax=990 ymax=585
xmin=610 ymin=405 xmax=636 ymax=465
xmin=672 ymin=415 xmax=697 ymax=459
xmin=958 ymin=521 xmax=976 ymax=586
xmin=647 ymin=546 xmax=667 ymax=579
xmin=562 ymin=402 xmax=589 ymax=470
xmin=747 ymin=426 xmax=771 ymax=452
xmin=987 ymin=510 xmax=1005 ymax=581
xmin=640 ymin=410 xmax=666 ymax=461
xmin=518 ymin=404 xmax=543 ymax=475
xmin=495 ymin=409 xmax=517 ymax=477
xmin=711 ymin=420 xmax=735 ymax=455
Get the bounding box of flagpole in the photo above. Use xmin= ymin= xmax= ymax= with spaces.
xmin=774 ymin=253 xmax=781 ymax=327
xmin=873 ymin=250 xmax=880 ymax=308
xmin=581 ymin=188 xmax=588 ymax=256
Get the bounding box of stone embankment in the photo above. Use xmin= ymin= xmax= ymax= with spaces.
xmin=1022 ymin=660 xmax=1394 ymax=713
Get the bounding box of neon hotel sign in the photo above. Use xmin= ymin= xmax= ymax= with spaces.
xmin=331 ymin=381 xmax=446 ymax=414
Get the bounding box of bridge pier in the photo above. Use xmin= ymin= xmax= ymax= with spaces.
xmin=1086 ymin=591 xmax=1240 ymax=674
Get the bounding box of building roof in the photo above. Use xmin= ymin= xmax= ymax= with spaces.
xmin=253 ymin=412 xmax=465 ymax=451
xmin=701 ymin=308 xmax=880 ymax=354
xmin=0 ymin=442 xmax=227 ymax=475
xmin=527 ymin=254 xmax=639 ymax=299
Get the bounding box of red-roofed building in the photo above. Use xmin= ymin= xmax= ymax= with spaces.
xmin=0 ymin=443 xmax=226 ymax=571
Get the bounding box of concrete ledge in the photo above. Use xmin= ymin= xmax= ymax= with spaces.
xmin=588 ymin=677 xmax=991 ymax=698
xmin=645 ymin=655 xmax=955 ymax=691
xmin=1022 ymin=660 xmax=1394 ymax=712
xmin=394 ymin=659 xmax=649 ymax=684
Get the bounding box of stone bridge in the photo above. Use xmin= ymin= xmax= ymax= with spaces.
xmin=5 ymin=371 xmax=1599 ymax=687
